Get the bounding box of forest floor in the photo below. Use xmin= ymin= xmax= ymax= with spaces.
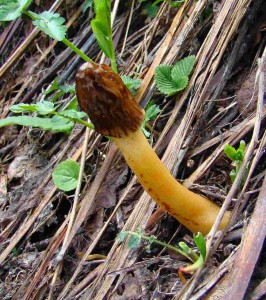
xmin=0 ymin=0 xmax=265 ymax=299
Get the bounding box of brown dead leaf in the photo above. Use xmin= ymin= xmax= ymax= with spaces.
xmin=7 ymin=155 xmax=28 ymax=180
xmin=236 ymin=59 xmax=266 ymax=118
xmin=109 ymin=273 xmax=142 ymax=300
xmin=7 ymin=143 xmax=47 ymax=182
xmin=95 ymin=156 xmax=128 ymax=209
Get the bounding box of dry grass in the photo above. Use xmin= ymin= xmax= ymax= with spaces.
xmin=0 ymin=0 xmax=265 ymax=299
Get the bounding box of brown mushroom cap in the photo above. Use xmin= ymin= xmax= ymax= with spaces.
xmin=76 ymin=62 xmax=145 ymax=138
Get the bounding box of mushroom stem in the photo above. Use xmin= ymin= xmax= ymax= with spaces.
xmin=75 ymin=62 xmax=230 ymax=235
xmin=112 ymin=130 xmax=229 ymax=235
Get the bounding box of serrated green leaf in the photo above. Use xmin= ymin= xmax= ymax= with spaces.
xmin=224 ymin=145 xmax=237 ymax=161
xmin=31 ymin=11 xmax=67 ymax=41
xmin=52 ymin=160 xmax=80 ymax=191
xmin=171 ymin=55 xmax=196 ymax=80
xmin=59 ymin=109 xmax=88 ymax=119
xmin=11 ymin=101 xmax=55 ymax=115
xmin=121 ymin=76 xmax=142 ymax=95
xmin=173 ymin=75 xmax=189 ymax=91
xmin=59 ymin=84 xmax=76 ymax=94
xmin=36 ymin=101 xmax=55 ymax=115
xmin=91 ymin=0 xmax=115 ymax=61
xmin=0 ymin=115 xmax=74 ymax=134
xmin=154 ymin=65 xmax=180 ymax=96
xmin=44 ymin=80 xmax=75 ymax=102
xmin=128 ymin=234 xmax=141 ymax=249
xmin=10 ymin=103 xmax=38 ymax=113
xmin=0 ymin=0 xmax=32 ymax=21
xmin=141 ymin=100 xmax=161 ymax=137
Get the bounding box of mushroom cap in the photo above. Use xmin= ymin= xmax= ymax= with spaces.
xmin=76 ymin=62 xmax=145 ymax=138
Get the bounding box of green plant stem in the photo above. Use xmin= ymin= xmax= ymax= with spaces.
xmin=62 ymin=38 xmax=92 ymax=62
xmin=110 ymin=58 xmax=118 ymax=74
xmin=22 ymin=9 xmax=36 ymax=20
xmin=55 ymin=112 xmax=94 ymax=130
xmin=179 ymin=242 xmax=199 ymax=262
xmin=126 ymin=231 xmax=195 ymax=262
xmin=179 ymin=254 xmax=204 ymax=274
xmin=23 ymin=10 xmax=92 ymax=63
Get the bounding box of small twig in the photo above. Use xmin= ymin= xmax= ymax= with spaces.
xmin=206 ymin=49 xmax=265 ymax=259
xmin=119 ymin=0 xmax=135 ymax=57
xmin=48 ymin=127 xmax=91 ymax=300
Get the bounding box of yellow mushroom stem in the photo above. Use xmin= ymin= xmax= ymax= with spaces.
xmin=75 ymin=61 xmax=230 ymax=235
xmin=112 ymin=130 xmax=229 ymax=235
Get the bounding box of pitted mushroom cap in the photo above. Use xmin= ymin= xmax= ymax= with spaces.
xmin=76 ymin=62 xmax=144 ymax=138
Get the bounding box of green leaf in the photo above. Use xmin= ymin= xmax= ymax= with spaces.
xmin=173 ymin=76 xmax=188 ymax=91
xmin=0 ymin=115 xmax=74 ymax=134
xmin=193 ymin=232 xmax=206 ymax=260
xmin=128 ymin=234 xmax=141 ymax=249
xmin=91 ymin=0 xmax=115 ymax=61
xmin=141 ymin=100 xmax=161 ymax=137
xmin=179 ymin=232 xmax=206 ymax=274
xmin=10 ymin=103 xmax=38 ymax=113
xmin=155 ymin=56 xmax=195 ymax=96
xmin=145 ymin=101 xmax=161 ymax=121
xmin=67 ymin=97 xmax=79 ymax=111
xmin=178 ymin=241 xmax=191 ymax=253
xmin=169 ymin=0 xmax=185 ymax=8
xmin=52 ymin=160 xmax=80 ymax=191
xmin=152 ymin=0 xmax=164 ymax=5
xmin=143 ymin=3 xmax=159 ymax=19
xmin=44 ymin=78 xmax=60 ymax=95
xmin=36 ymin=101 xmax=55 ymax=115
xmin=239 ymin=140 xmax=246 ymax=153
xmin=154 ymin=65 xmax=180 ymax=96
xmin=234 ymin=140 xmax=245 ymax=162
xmin=59 ymin=84 xmax=76 ymax=94
xmin=230 ymin=169 xmax=236 ymax=182
xmin=171 ymin=55 xmax=196 ymax=81
xmin=0 ymin=0 xmax=32 ymax=21
xmin=59 ymin=109 xmax=88 ymax=120
xmin=224 ymin=145 xmax=237 ymax=161
xmin=121 ymin=76 xmax=142 ymax=95
xmin=10 ymin=101 xmax=55 ymax=115
xmin=116 ymin=231 xmax=129 ymax=243
xmin=44 ymin=79 xmax=75 ymax=101
xmin=235 ymin=149 xmax=244 ymax=162
xmin=136 ymin=227 xmax=143 ymax=235
xmin=82 ymin=0 xmax=93 ymax=12
xmin=11 ymin=101 xmax=55 ymax=115
xmin=31 ymin=11 xmax=67 ymax=41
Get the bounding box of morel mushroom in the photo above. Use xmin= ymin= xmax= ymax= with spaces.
xmin=76 ymin=62 xmax=230 ymax=235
